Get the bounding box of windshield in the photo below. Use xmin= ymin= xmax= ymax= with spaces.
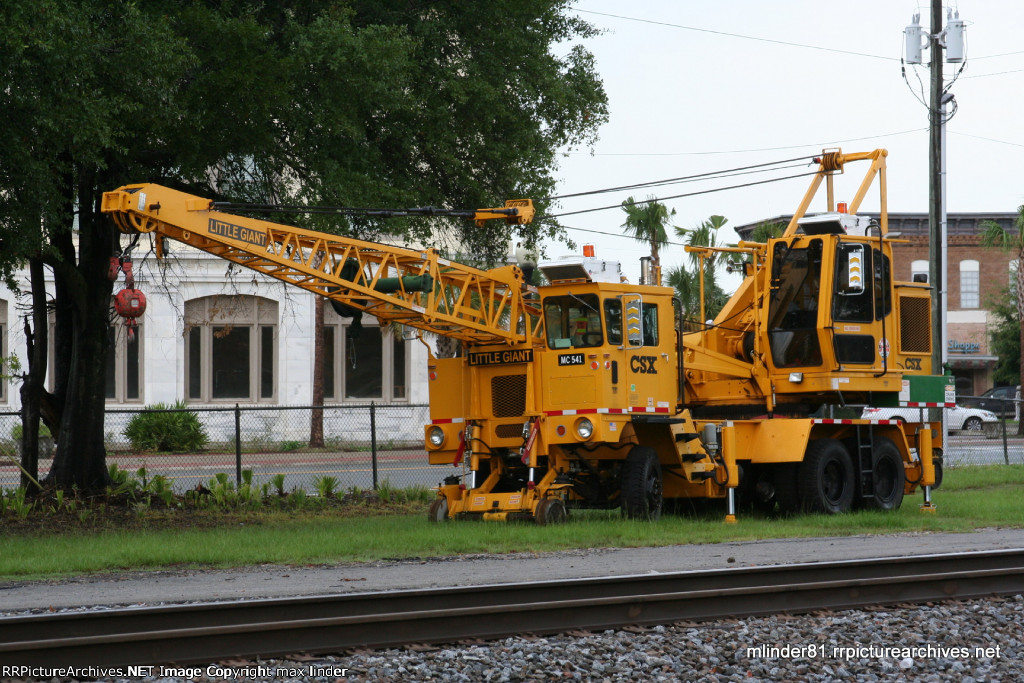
xmin=544 ymin=294 xmax=603 ymax=349
xmin=767 ymin=239 xmax=823 ymax=367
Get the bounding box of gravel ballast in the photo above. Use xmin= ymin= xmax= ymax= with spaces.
xmin=9 ymin=595 xmax=1018 ymax=682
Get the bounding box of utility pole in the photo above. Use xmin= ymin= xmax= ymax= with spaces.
xmin=905 ymin=2 xmax=965 ymax=379
xmin=928 ymin=0 xmax=944 ymax=379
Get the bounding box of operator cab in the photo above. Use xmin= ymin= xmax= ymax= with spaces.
xmin=764 ymin=213 xmax=915 ymax=389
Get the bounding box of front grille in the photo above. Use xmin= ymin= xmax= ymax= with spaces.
xmin=495 ymin=423 xmax=525 ymax=438
xmin=898 ymin=296 xmax=931 ymax=353
xmin=492 ymin=374 xmax=527 ymax=418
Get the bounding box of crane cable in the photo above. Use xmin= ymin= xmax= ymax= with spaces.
xmin=207 ymin=156 xmax=819 ymax=224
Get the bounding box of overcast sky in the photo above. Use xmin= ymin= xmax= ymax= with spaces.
xmin=543 ymin=1 xmax=1024 ymax=284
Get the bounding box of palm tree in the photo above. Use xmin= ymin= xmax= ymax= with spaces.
xmin=621 ymin=196 xmax=673 ymax=284
xmin=670 ymin=215 xmax=730 ymax=325
xmin=980 ymin=207 xmax=1024 ymax=435
xmin=748 ymin=220 xmax=785 ymax=244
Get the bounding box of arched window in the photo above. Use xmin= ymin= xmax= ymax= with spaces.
xmin=911 ymin=259 xmax=929 ymax=284
xmin=185 ymin=295 xmax=278 ymax=402
xmin=322 ymin=306 xmax=407 ymax=402
xmin=960 ymin=260 xmax=979 ymax=309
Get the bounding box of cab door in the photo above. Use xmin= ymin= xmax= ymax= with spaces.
xmin=829 ymin=239 xmax=891 ymax=371
xmin=615 ymin=293 xmax=675 ymax=413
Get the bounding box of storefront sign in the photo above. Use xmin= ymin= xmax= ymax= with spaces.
xmin=948 ymin=339 xmax=981 ymax=354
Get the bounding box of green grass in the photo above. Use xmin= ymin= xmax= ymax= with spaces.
xmin=2 ymin=465 xmax=1023 ymax=580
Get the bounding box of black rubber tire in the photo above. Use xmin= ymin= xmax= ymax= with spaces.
xmin=427 ymin=497 xmax=449 ymax=522
xmin=962 ymin=416 xmax=983 ymax=431
xmin=863 ymin=437 xmax=905 ymax=511
xmin=620 ymin=446 xmax=663 ymax=520
xmin=534 ymin=497 xmax=568 ymax=525
xmin=798 ymin=439 xmax=855 ymax=514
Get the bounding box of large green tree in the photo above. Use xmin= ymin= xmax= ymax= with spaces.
xmin=987 ymin=293 xmax=1020 ymax=388
xmin=0 ymin=0 xmax=607 ymax=490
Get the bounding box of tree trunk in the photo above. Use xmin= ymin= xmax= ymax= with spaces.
xmin=42 ymin=188 xmax=115 ymax=491
xmin=310 ymin=296 xmax=325 ymax=447
xmin=1017 ymin=249 xmax=1024 ymax=436
xmin=17 ymin=258 xmax=49 ymax=493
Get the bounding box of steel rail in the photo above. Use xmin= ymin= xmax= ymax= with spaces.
xmin=2 ymin=548 xmax=1023 ymax=667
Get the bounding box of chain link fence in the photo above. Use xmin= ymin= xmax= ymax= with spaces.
xmin=942 ymin=395 xmax=1024 ymax=469
xmin=3 ymin=398 xmax=1022 ymax=495
xmin=0 ymin=404 xmax=454 ymax=494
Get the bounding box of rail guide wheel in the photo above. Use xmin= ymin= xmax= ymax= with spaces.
xmin=427 ymin=497 xmax=449 ymax=522
xmin=534 ymin=498 xmax=567 ymax=525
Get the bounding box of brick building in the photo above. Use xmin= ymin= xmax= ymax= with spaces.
xmin=736 ymin=212 xmax=1019 ymax=398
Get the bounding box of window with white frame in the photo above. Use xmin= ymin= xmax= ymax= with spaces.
xmin=106 ymin=316 xmax=142 ymax=403
xmin=323 ymin=307 xmax=407 ymax=402
xmin=911 ymin=259 xmax=929 ymax=284
xmin=0 ymin=299 xmax=7 ymax=403
xmin=960 ymin=260 xmax=979 ymax=309
xmin=42 ymin=311 xmax=141 ymax=401
xmin=185 ymin=295 xmax=278 ymax=403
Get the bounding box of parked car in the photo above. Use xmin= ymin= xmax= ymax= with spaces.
xmin=861 ymin=405 xmax=999 ymax=431
xmin=962 ymin=385 xmax=1020 ymax=419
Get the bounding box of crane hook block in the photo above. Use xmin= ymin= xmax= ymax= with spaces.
xmin=114 ymin=287 xmax=147 ymax=321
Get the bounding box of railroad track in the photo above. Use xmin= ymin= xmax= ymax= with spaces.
xmin=2 ymin=549 xmax=1023 ymax=668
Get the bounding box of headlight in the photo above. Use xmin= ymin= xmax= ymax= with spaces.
xmin=575 ymin=417 xmax=594 ymax=440
xmin=428 ymin=426 xmax=445 ymax=447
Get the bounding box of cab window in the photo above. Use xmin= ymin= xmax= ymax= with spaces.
xmin=604 ymin=299 xmax=622 ymax=345
xmin=767 ymin=238 xmax=823 ymax=367
xmin=642 ymin=303 xmax=658 ymax=346
xmin=544 ymin=294 xmax=603 ymax=349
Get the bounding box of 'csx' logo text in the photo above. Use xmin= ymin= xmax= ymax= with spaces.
xmin=630 ymin=356 xmax=658 ymax=374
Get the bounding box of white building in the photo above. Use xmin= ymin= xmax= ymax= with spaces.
xmin=0 ymin=244 xmax=433 ymax=445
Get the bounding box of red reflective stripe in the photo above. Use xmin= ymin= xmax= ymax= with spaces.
xmin=544 ymin=407 xmax=668 ymax=416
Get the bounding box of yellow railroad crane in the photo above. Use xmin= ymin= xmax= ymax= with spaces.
xmin=102 ymin=149 xmax=942 ymax=525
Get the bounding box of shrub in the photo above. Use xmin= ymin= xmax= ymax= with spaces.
xmin=123 ymin=401 xmax=209 ymax=452
xmin=11 ymin=421 xmax=52 ymax=440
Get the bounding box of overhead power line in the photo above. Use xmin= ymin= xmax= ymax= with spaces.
xmin=575 ymin=9 xmax=896 ymax=61
xmin=562 ymin=128 xmax=926 ymax=157
xmin=547 ymin=156 xmax=814 ymax=201
xmin=542 ymin=171 xmax=817 ymax=220
xmin=950 ymin=130 xmax=1024 ymax=149
xmin=962 ymin=67 xmax=1024 ymax=79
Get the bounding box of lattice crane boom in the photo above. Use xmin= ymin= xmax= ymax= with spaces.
xmin=101 ymin=184 xmax=542 ymax=346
